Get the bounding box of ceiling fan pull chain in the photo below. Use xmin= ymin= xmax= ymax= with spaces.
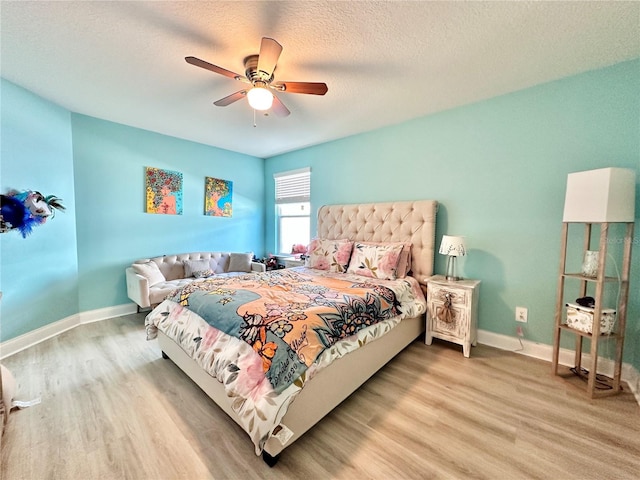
xmin=253 ymin=108 xmax=257 ymax=128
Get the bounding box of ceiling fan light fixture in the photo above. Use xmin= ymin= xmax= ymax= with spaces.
xmin=186 ymin=37 xmax=326 ymax=118
xmin=247 ymin=83 xmax=273 ymax=111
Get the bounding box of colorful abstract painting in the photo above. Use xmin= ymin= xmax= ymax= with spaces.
xmin=205 ymin=177 xmax=233 ymax=217
xmin=145 ymin=167 xmax=183 ymax=215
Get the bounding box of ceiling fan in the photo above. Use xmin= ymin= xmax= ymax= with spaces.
xmin=185 ymin=37 xmax=328 ymax=117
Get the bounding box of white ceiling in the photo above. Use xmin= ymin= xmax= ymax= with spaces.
xmin=1 ymin=1 xmax=639 ymax=158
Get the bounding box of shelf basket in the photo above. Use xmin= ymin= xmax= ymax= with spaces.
xmin=565 ymin=303 xmax=616 ymax=335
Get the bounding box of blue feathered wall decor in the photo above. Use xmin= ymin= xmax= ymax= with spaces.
xmin=0 ymin=190 xmax=65 ymax=238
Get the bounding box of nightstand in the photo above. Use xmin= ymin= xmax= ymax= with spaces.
xmin=425 ymin=275 xmax=480 ymax=358
xmin=283 ymin=258 xmax=305 ymax=268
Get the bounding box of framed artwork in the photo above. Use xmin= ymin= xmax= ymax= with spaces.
xmin=145 ymin=167 xmax=183 ymax=215
xmin=204 ymin=177 xmax=233 ymax=217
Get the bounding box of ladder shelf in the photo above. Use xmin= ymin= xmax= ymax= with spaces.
xmin=551 ymin=222 xmax=633 ymax=399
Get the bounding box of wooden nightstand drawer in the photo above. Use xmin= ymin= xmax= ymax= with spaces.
xmin=428 ymin=283 xmax=469 ymax=306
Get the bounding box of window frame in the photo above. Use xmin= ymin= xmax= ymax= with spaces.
xmin=274 ymin=167 xmax=311 ymax=255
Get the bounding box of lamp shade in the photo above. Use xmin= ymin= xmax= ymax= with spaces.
xmin=562 ymin=167 xmax=636 ymax=222
xmin=439 ymin=235 xmax=466 ymax=257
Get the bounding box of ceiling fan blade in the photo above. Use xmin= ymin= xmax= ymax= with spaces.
xmin=214 ymin=90 xmax=247 ymax=106
xmin=257 ymin=37 xmax=282 ymax=78
xmin=274 ymin=81 xmax=328 ymax=95
xmin=271 ymin=94 xmax=290 ymax=117
xmin=185 ymin=56 xmax=244 ymax=80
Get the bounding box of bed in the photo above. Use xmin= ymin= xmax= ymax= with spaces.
xmin=145 ymin=200 xmax=437 ymax=465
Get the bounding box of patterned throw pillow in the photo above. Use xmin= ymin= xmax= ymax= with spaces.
xmin=193 ymin=269 xmax=215 ymax=278
xmin=306 ymin=238 xmax=354 ymax=273
xmin=346 ymin=242 xmax=404 ymax=280
xmin=358 ymin=241 xmax=412 ymax=278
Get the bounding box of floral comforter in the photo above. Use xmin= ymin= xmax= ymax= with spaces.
xmin=145 ymin=267 xmax=426 ymax=454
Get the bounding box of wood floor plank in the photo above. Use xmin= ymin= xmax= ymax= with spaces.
xmin=1 ymin=314 xmax=638 ymax=479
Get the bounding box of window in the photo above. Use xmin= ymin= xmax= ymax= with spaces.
xmin=274 ymin=168 xmax=310 ymax=254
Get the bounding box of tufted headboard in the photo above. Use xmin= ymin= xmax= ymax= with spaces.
xmin=317 ymin=200 xmax=438 ymax=284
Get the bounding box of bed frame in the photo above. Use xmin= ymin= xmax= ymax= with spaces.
xmin=158 ymin=200 xmax=438 ymax=465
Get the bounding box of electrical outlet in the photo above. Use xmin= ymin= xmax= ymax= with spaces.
xmin=515 ymin=306 xmax=528 ymax=323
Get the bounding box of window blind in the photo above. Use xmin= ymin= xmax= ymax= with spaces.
xmin=274 ymin=167 xmax=311 ymax=204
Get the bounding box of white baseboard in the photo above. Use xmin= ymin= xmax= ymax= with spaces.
xmin=2 ymin=310 xmax=639 ymax=407
xmin=77 ymin=303 xmax=137 ymax=324
xmin=477 ymin=329 xmax=640 ymax=406
xmin=0 ymin=303 xmax=137 ymax=359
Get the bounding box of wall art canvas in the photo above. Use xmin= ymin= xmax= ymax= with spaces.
xmin=204 ymin=177 xmax=233 ymax=217
xmin=145 ymin=167 xmax=183 ymax=215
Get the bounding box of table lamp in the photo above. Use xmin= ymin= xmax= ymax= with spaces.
xmin=439 ymin=235 xmax=466 ymax=281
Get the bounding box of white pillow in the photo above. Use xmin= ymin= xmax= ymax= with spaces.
xmin=132 ymin=261 xmax=166 ymax=286
xmin=183 ymin=259 xmax=212 ymax=277
xmin=228 ymin=252 xmax=252 ymax=272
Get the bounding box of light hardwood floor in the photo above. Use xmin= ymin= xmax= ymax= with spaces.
xmin=1 ymin=313 xmax=639 ymax=479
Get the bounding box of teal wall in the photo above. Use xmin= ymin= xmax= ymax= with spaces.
xmin=71 ymin=115 xmax=264 ymax=312
xmin=1 ymin=80 xmax=264 ymax=341
xmin=265 ymin=59 xmax=640 ymax=367
xmin=2 ymin=59 xmax=639 ymax=372
xmin=0 ymin=79 xmax=79 ymax=340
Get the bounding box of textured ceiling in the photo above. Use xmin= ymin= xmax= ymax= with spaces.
xmin=1 ymin=1 xmax=639 ymax=158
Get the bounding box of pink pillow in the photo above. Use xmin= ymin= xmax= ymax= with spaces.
xmin=347 ymin=242 xmax=404 ymax=280
xmin=359 ymin=241 xmax=411 ymax=278
xmin=306 ymin=238 xmax=354 ymax=273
